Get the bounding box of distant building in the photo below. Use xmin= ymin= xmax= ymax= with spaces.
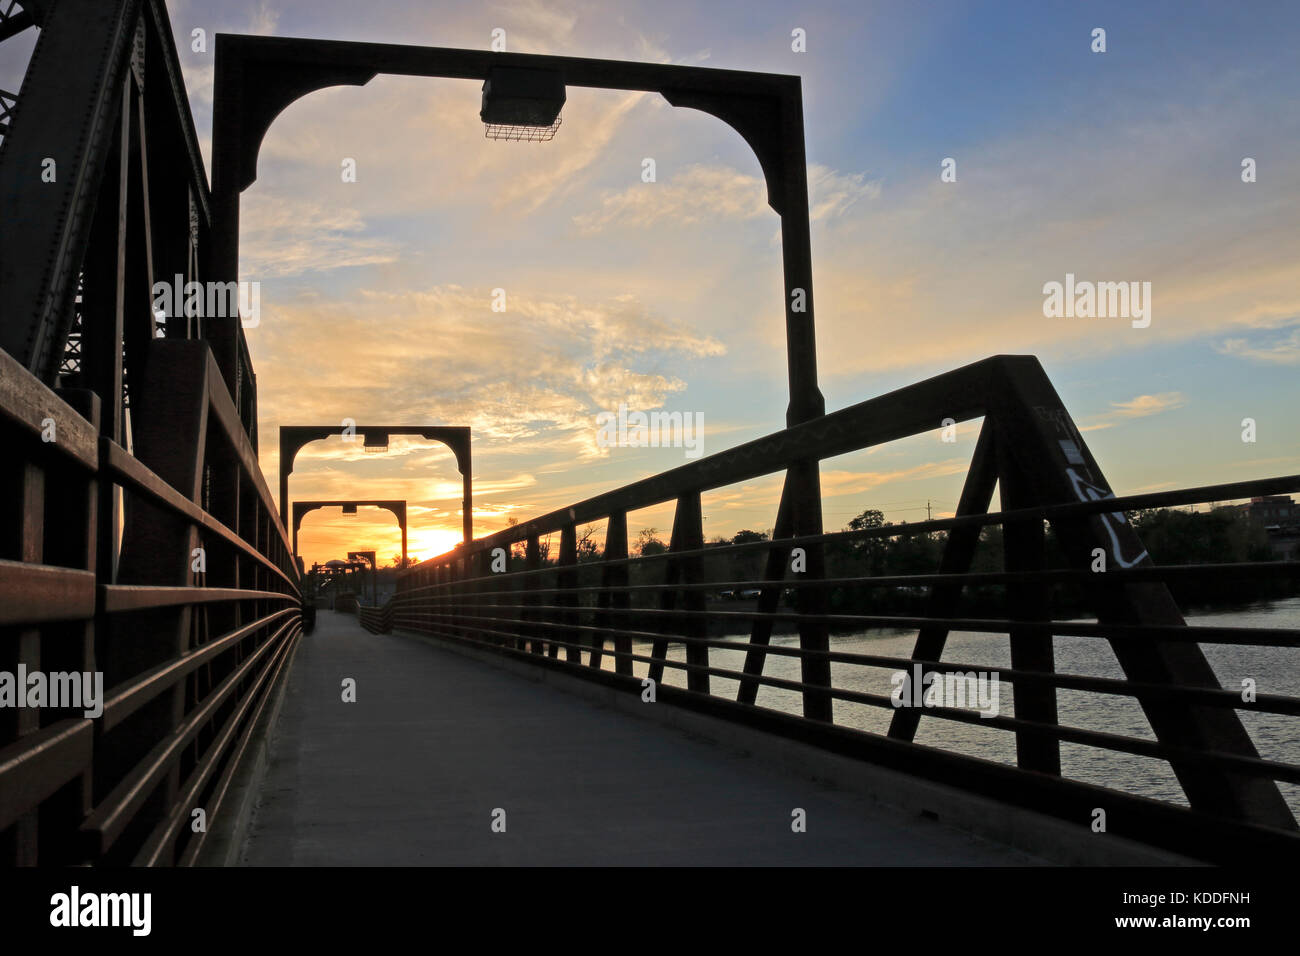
xmin=1246 ymin=495 xmax=1297 ymax=526
xmin=1211 ymin=497 xmax=1298 ymax=559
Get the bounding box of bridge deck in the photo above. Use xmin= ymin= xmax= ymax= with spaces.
xmin=240 ymin=612 xmax=1039 ymax=865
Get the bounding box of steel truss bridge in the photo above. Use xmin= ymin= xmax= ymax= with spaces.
xmin=1 ymin=0 xmax=1298 ymax=866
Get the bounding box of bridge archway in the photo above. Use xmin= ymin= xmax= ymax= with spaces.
xmin=279 ymin=424 xmax=470 ymax=548
xmin=291 ymin=498 xmax=407 ymax=567
xmin=210 ymin=36 xmax=824 ymax=428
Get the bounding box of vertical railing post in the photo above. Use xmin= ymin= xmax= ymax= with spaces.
xmin=470 ymin=547 xmax=487 ymax=644
xmin=487 ymin=543 xmax=504 ymax=644
xmin=426 ymin=565 xmax=436 ymax=634
xmin=437 ymin=562 xmax=448 ymax=635
xmin=451 ymin=555 xmax=462 ymax=636
xmin=524 ymin=535 xmax=543 ymax=654
xmin=412 ymin=567 xmax=420 ymax=632
xmin=738 ymin=477 xmax=795 ymax=705
xmin=649 ymin=492 xmax=708 ymax=693
xmin=593 ymin=511 xmax=629 ymax=673
xmin=679 ymin=495 xmax=708 ymax=694
xmin=556 ymin=523 xmax=579 ymax=662
xmin=5 ymin=455 xmax=44 ymax=863
xmin=787 ymin=460 xmax=831 ymax=720
xmin=999 ymin=443 xmax=1061 ymax=775
xmin=460 ymin=551 xmax=475 ymax=639
xmin=511 ymin=537 xmax=528 ymax=652
xmin=481 ymin=546 xmax=501 ymax=646
xmin=53 ymin=389 xmax=100 ymax=862
xmin=430 ymin=566 xmax=440 ymax=635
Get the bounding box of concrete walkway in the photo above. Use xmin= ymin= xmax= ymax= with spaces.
xmin=240 ymin=611 xmax=1037 ymax=865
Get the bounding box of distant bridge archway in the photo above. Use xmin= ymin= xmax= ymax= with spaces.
xmin=292 ymin=499 xmax=407 ymax=567
xmin=279 ymin=424 xmax=471 ymax=548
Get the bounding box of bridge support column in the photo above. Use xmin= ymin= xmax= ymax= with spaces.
xmin=888 ymin=421 xmax=999 ymax=743
xmin=738 ymin=476 xmax=796 ymax=707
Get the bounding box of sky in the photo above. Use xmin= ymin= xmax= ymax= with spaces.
xmin=7 ymin=0 xmax=1299 ymax=567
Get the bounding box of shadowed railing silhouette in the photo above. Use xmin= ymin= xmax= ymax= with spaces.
xmin=358 ymin=602 xmax=395 ymax=635
xmin=0 ymin=0 xmax=300 ymax=866
xmin=391 ymin=355 xmax=1300 ymax=865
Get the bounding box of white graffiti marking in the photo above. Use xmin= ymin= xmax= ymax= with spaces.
xmin=1066 ymin=468 xmax=1149 ymax=569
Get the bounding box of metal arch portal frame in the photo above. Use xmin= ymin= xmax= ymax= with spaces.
xmin=292 ymin=499 xmax=407 ymax=567
xmin=217 ymin=36 xmax=834 ymax=719
xmin=210 ymin=35 xmax=824 ymax=425
xmin=347 ymin=550 xmax=378 ymax=604
xmin=279 ymin=424 xmax=471 ymax=547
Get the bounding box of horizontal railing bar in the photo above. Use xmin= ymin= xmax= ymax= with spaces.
xmin=399 ymin=619 xmax=1300 ymax=783
xmin=403 ymin=473 xmax=1300 ymax=584
xmin=100 ymin=607 xmax=298 ymax=730
xmin=413 ymin=599 xmax=1300 ymax=647
xmin=0 ymin=560 xmax=96 ymax=624
xmin=397 ymin=353 xmax=1295 ymax=569
xmin=176 ymin=623 xmax=301 ymax=867
xmin=413 ymin=481 xmax=1300 ymax=582
xmin=393 ymin=608 xmax=1300 ymax=715
xmin=0 ymin=718 xmax=94 ymax=832
xmin=79 ymin=618 xmax=294 ymax=854
xmin=133 ymin=626 xmax=298 ymax=866
xmin=199 ymin=347 xmax=296 ymax=558
xmin=393 ymin=560 xmax=1300 ymax=601
xmin=406 ymin=356 xmax=1002 ymax=566
xmin=100 ymin=584 xmax=298 ymax=613
xmin=0 ymin=346 xmax=99 ymax=468
xmin=104 ymin=439 xmax=298 ymax=593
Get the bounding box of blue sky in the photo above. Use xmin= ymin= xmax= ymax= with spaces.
xmin=6 ymin=0 xmax=1297 ymax=563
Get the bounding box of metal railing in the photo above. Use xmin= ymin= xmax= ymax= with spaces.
xmin=0 ymin=0 xmax=296 ymax=865
xmin=393 ymin=354 xmax=1300 ymax=864
xmin=358 ymin=602 xmax=394 ymax=635
xmin=0 ymin=334 xmax=300 ymax=866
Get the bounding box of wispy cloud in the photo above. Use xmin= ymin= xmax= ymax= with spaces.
xmin=240 ymin=197 xmax=401 ymax=278
xmin=1110 ymin=392 xmax=1187 ymax=418
xmin=573 ymin=162 xmax=879 ymax=234
xmin=1216 ymin=322 xmax=1300 ymax=365
xmin=574 ymin=163 xmax=767 ymax=234
xmin=1080 ymin=392 xmax=1186 ymax=432
xmin=807 ymin=164 xmax=882 ymax=221
xmin=248 ymin=0 xmax=280 ymax=36
xmin=256 ymin=283 xmax=726 ymax=498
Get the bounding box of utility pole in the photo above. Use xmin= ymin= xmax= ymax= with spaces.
xmin=926 ymin=500 xmax=932 ymax=522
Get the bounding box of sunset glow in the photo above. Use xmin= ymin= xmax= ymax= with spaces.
xmin=142 ymin=0 xmax=1300 ymax=567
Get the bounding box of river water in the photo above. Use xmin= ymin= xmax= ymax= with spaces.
xmin=621 ymin=598 xmax=1300 ymax=816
